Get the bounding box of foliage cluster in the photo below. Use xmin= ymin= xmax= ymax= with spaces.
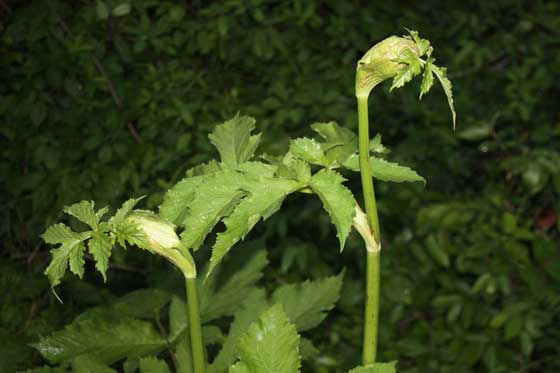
xmin=1 ymin=1 xmax=559 ymax=372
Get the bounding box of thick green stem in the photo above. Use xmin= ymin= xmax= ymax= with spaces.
xmin=357 ymin=95 xmax=381 ymax=365
xmin=186 ymin=277 xmax=206 ymax=373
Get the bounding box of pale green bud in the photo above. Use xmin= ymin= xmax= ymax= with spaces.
xmin=356 ymin=36 xmax=419 ymax=99
xmin=127 ymin=210 xmax=196 ymax=278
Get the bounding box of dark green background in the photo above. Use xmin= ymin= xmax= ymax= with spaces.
xmin=1 ymin=0 xmax=559 ymax=372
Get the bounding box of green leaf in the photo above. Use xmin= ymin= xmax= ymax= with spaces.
xmin=289 ymin=137 xmax=328 ymax=166
xmin=390 ymin=49 xmax=422 ymax=91
xmin=210 ymin=289 xmax=268 ymax=373
xmin=43 ymin=225 xmax=91 ymax=287
xmin=405 ymin=28 xmax=431 ymax=56
xmin=342 ymin=155 xmax=425 ymax=184
xmin=202 ymin=249 xmax=268 ymax=322
xmin=431 ymin=64 xmax=456 ymax=128
xmin=209 ymin=177 xmax=299 ymax=275
xmin=231 ymin=304 xmax=301 ymax=373
xmin=32 ymin=316 xmax=166 ymax=364
xmin=112 ymin=3 xmax=131 ymax=17
xmin=311 ymin=122 xmax=358 ymax=164
xmin=271 ymin=273 xmax=343 ymax=331
xmin=88 ymin=231 xmax=113 ymax=281
xmin=347 ymin=361 xmax=397 ymax=373
xmin=208 ymin=115 xmax=261 ymax=168
xmin=113 ymin=219 xmax=150 ymax=249
xmin=110 ymin=197 xmax=144 ymax=225
xmin=64 ymin=201 xmax=105 ymax=230
xmin=159 ymin=175 xmax=208 ymax=225
xmin=73 ymin=355 xmax=116 ymax=373
xmin=139 ymin=357 xmax=170 ymax=373
xmin=309 ymin=169 xmax=356 ymax=250
xmin=419 ymin=59 xmax=434 ymax=99
xmin=178 ymin=171 xmax=248 ymax=250
xmin=277 ymin=154 xmax=311 ymax=184
xmin=78 ymin=289 xmax=172 ymax=322
xmin=42 ymin=223 xmax=86 ymax=245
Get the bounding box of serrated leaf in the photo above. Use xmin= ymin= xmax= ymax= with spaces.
xmin=32 ymin=316 xmax=166 ymax=364
xmin=347 ymin=361 xmax=397 ymax=373
xmin=431 ymin=64 xmax=456 ymax=128
xmin=160 ymin=175 xmax=209 ymax=225
xmin=277 ymin=154 xmax=311 ymax=184
xmin=179 ymin=171 xmax=248 ymax=250
xmin=73 ymin=355 xmax=116 ymax=373
xmin=390 ymin=50 xmax=422 ymax=91
xmin=342 ymin=155 xmax=425 ymax=184
xmin=42 ymin=223 xmax=84 ymax=244
xmin=64 ymin=201 xmax=103 ymax=230
xmin=369 ymin=134 xmax=389 ymax=154
xmin=231 ymin=304 xmax=301 ymax=373
xmin=289 ymin=137 xmax=328 ymax=166
xmin=405 ymin=28 xmax=431 ymax=56
xmin=113 ymin=219 xmax=150 ymax=249
xmin=110 ymin=197 xmax=144 ymax=225
xmin=309 ymin=169 xmax=356 ymax=250
xmin=202 ymin=249 xmax=268 ymax=322
xmin=208 ymin=115 xmax=261 ymax=168
xmin=311 ymin=122 xmax=358 ymax=164
xmin=88 ymin=231 xmax=113 ymax=281
xmin=419 ymin=59 xmax=434 ymax=99
xmin=139 ymin=357 xmax=170 ymax=373
xmin=45 ymin=236 xmax=89 ymax=287
xmin=271 ymin=273 xmax=343 ymax=331
xmin=210 ymin=289 xmax=268 ymax=373
xmin=209 ymin=178 xmax=299 ymax=275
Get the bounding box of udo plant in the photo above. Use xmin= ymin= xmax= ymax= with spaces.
xmin=37 ymin=30 xmax=454 ymax=373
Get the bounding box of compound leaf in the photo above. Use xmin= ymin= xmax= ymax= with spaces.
xmin=209 ymin=178 xmax=299 ymax=275
xmin=390 ymin=49 xmax=422 ymax=91
xmin=420 ymin=59 xmax=434 ymax=99
xmin=309 ymin=169 xmax=356 ymax=250
xmin=64 ymin=201 xmax=105 ymax=230
xmin=110 ymin=197 xmax=144 ymax=225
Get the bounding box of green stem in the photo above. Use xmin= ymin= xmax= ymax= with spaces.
xmin=186 ymin=277 xmax=206 ymax=373
xmin=357 ymin=95 xmax=381 ymax=365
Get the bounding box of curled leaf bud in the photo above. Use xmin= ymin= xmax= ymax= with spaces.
xmin=356 ymin=36 xmax=419 ymax=99
xmin=127 ymin=210 xmax=196 ymax=278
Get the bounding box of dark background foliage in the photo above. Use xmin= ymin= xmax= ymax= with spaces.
xmin=1 ymin=0 xmax=559 ymax=372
